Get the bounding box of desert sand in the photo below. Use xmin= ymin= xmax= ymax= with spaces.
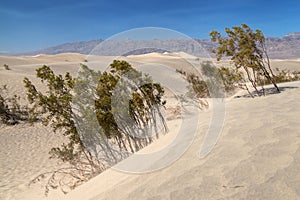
xmin=0 ymin=53 xmax=299 ymax=200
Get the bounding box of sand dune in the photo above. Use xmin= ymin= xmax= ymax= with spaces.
xmin=0 ymin=53 xmax=299 ymax=200
xmin=0 ymin=124 xmax=67 ymax=200
xmin=64 ymin=81 xmax=300 ymax=200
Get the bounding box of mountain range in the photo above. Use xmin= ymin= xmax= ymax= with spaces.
xmin=11 ymin=32 xmax=300 ymax=59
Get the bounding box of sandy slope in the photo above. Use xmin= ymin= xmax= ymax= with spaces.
xmin=0 ymin=53 xmax=300 ymax=200
xmin=63 ymin=80 xmax=300 ymax=200
xmin=0 ymin=124 xmax=67 ymax=200
xmin=0 ymin=54 xmax=86 ymax=200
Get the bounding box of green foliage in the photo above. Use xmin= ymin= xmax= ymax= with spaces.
xmin=259 ymin=68 xmax=300 ymax=85
xmin=24 ymin=65 xmax=79 ymax=162
xmin=210 ymin=24 xmax=279 ymax=97
xmin=0 ymin=85 xmax=29 ymax=125
xmin=177 ymin=62 xmax=245 ymax=98
xmin=24 ymin=60 xmax=167 ymax=194
xmin=176 ymin=68 xmax=209 ymax=98
xmin=75 ymin=60 xmax=167 ymax=154
xmin=187 ymin=73 xmax=210 ymax=98
xmin=200 ymin=61 xmax=227 ymax=98
xmin=218 ymin=66 xmax=244 ymax=92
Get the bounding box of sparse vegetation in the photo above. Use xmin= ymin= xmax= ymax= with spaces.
xmin=0 ymin=85 xmax=29 ymax=125
xmin=176 ymin=67 xmax=209 ymax=109
xmin=2 ymin=24 xmax=300 ymax=197
xmin=260 ymin=68 xmax=300 ymax=85
xmin=176 ymin=69 xmax=210 ymax=98
xmin=177 ymin=62 xmax=243 ymax=99
xmin=3 ymin=64 xmax=10 ymax=70
xmin=177 ymin=61 xmax=300 ymax=100
xmin=210 ymin=24 xmax=279 ymax=97
xmin=24 ymin=60 xmax=167 ymax=195
xmin=217 ymin=66 xmax=245 ymax=92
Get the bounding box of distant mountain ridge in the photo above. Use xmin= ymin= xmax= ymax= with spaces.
xmin=13 ymin=32 xmax=300 ymax=59
xmin=266 ymin=32 xmax=300 ymax=59
xmin=27 ymin=40 xmax=103 ymax=55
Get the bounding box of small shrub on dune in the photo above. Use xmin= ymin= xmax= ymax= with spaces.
xmin=24 ymin=60 xmax=167 ymax=195
xmin=210 ymin=24 xmax=280 ymax=97
xmin=3 ymin=64 xmax=10 ymax=70
xmin=259 ymin=68 xmax=300 ymax=85
xmin=0 ymin=85 xmax=29 ymax=125
xmin=176 ymin=61 xmax=246 ymax=100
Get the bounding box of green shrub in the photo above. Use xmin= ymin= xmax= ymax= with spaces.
xmin=218 ymin=66 xmax=244 ymax=92
xmin=210 ymin=24 xmax=280 ymax=97
xmin=260 ymin=68 xmax=300 ymax=85
xmin=25 ymin=60 xmax=167 ymax=194
xmin=3 ymin=64 xmax=10 ymax=70
xmin=0 ymin=85 xmax=29 ymax=125
xmin=177 ymin=62 xmax=245 ymax=99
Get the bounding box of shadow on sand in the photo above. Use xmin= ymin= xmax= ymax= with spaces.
xmin=234 ymin=86 xmax=298 ymax=98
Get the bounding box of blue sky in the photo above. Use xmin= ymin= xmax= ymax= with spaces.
xmin=1 ymin=0 xmax=300 ymax=52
